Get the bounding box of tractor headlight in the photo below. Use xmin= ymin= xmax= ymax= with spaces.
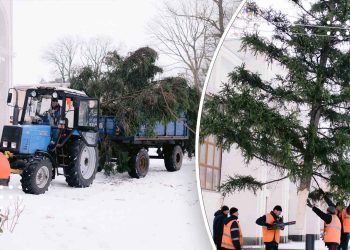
xmin=2 ymin=141 xmax=8 ymax=148
xmin=11 ymin=142 xmax=16 ymax=149
xmin=52 ymin=92 xmax=58 ymax=98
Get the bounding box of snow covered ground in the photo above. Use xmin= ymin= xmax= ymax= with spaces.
xmin=246 ymin=240 xmax=348 ymax=249
xmin=0 ymin=157 xmax=212 ymax=250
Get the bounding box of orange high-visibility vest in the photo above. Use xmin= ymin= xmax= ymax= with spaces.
xmin=221 ymin=219 xmax=244 ymax=249
xmin=262 ymin=213 xmax=280 ymax=243
xmin=341 ymin=209 xmax=350 ymax=233
xmin=0 ymin=152 xmax=10 ymax=185
xmin=324 ymin=214 xmax=341 ymax=244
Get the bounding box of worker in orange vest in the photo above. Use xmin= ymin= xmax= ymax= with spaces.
xmin=221 ymin=207 xmax=243 ymax=250
xmin=0 ymin=152 xmax=10 ymax=186
xmin=307 ymin=199 xmax=341 ymax=250
xmin=256 ymin=205 xmax=284 ymax=250
xmin=213 ymin=205 xmax=229 ymax=250
xmin=321 ymin=191 xmax=350 ymax=250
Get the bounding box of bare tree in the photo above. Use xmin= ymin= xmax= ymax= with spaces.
xmin=0 ymin=197 xmax=24 ymax=233
xmin=150 ymin=1 xmax=211 ymax=92
xmin=8 ymin=198 xmax=24 ymax=233
xmin=81 ymin=36 xmax=114 ymax=80
xmin=43 ymin=36 xmax=80 ymax=83
xmin=0 ymin=208 xmax=8 ymax=233
xmin=150 ymin=0 xmax=242 ymax=91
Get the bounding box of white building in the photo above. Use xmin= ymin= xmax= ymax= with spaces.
xmin=0 ymin=0 xmax=12 ymax=128
xmin=199 ymin=14 xmax=325 ymax=246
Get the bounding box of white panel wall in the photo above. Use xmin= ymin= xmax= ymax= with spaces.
xmin=0 ymin=0 xmax=12 ymax=133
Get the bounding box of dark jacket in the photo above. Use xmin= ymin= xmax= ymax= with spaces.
xmin=256 ymin=211 xmax=284 ymax=228
xmin=256 ymin=211 xmax=284 ymax=244
xmin=213 ymin=210 xmax=227 ymax=246
xmin=311 ymin=206 xmax=339 ymax=246
xmin=224 ymin=215 xmax=241 ymax=250
xmin=312 ymin=206 xmax=332 ymax=224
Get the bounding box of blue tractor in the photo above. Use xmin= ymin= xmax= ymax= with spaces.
xmin=1 ymin=87 xmax=100 ymax=194
xmin=0 ymin=86 xmax=189 ymax=195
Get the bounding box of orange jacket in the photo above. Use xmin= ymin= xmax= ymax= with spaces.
xmin=263 ymin=213 xmax=280 ymax=243
xmin=324 ymin=214 xmax=341 ymax=244
xmin=341 ymin=208 xmax=350 ymax=233
xmin=221 ymin=219 xmax=243 ymax=249
xmin=0 ymin=152 xmax=10 ymax=182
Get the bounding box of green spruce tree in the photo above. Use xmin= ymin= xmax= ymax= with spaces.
xmin=71 ymin=47 xmax=199 ymax=172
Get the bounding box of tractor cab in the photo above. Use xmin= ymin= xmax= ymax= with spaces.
xmin=0 ymin=87 xmax=100 ymax=194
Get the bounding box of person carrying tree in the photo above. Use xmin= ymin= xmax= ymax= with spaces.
xmin=307 ymin=199 xmax=341 ymax=250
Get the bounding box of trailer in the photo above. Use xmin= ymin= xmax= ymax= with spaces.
xmin=0 ymin=87 xmax=189 ymax=194
xmin=99 ymin=115 xmax=188 ymax=178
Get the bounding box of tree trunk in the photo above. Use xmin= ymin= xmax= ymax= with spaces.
xmin=291 ymin=178 xmax=311 ymax=241
xmin=216 ymin=0 xmax=225 ymax=36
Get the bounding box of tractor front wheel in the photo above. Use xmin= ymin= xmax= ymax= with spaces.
xmin=21 ymin=158 xmax=53 ymax=194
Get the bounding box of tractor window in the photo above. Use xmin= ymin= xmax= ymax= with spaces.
xmin=65 ymin=98 xmax=75 ymax=128
xmin=78 ymin=99 xmax=98 ymax=129
xmin=23 ymin=95 xmax=62 ymax=125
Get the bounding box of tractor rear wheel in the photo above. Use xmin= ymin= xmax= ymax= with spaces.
xmin=164 ymin=145 xmax=183 ymax=172
xmin=21 ymin=157 xmax=53 ymax=194
xmin=65 ymin=140 xmax=98 ymax=187
xmin=128 ymin=148 xmax=149 ymax=179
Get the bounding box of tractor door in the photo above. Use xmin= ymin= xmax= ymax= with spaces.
xmin=75 ymin=98 xmax=100 ymax=147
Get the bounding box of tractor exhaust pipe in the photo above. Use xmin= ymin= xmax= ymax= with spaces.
xmin=7 ymin=88 xmax=19 ymax=125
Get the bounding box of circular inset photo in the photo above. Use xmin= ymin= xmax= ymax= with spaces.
xmin=197 ymin=1 xmax=350 ymax=249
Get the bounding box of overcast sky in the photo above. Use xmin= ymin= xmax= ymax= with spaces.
xmin=13 ymin=0 xmax=163 ymax=85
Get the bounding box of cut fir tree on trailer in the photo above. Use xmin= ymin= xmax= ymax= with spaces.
xmin=0 ymin=86 xmax=189 ymax=194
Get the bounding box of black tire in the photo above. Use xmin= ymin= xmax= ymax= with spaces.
xmin=21 ymin=158 xmax=53 ymax=194
xmin=128 ymin=148 xmax=149 ymax=179
xmin=64 ymin=140 xmax=99 ymax=187
xmin=97 ymin=143 xmax=103 ymax=172
xmin=164 ymin=145 xmax=183 ymax=172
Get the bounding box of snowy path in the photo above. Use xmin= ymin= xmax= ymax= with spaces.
xmin=246 ymin=240 xmax=348 ymax=249
xmin=0 ymin=157 xmax=212 ymax=250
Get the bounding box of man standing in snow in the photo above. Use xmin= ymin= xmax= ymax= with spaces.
xmin=307 ymin=199 xmax=341 ymax=250
xmin=213 ymin=205 xmax=229 ymax=250
xmin=256 ymin=205 xmax=284 ymax=250
xmin=221 ymin=207 xmax=243 ymax=250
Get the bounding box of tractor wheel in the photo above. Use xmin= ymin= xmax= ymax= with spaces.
xmin=65 ymin=140 xmax=98 ymax=187
xmin=164 ymin=145 xmax=183 ymax=172
xmin=21 ymin=158 xmax=53 ymax=194
xmin=128 ymin=148 xmax=149 ymax=179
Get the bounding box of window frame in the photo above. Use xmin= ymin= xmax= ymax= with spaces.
xmin=199 ymin=137 xmax=222 ymax=192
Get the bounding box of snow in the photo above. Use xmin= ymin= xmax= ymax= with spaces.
xmin=0 ymin=157 xmax=212 ymax=250
xmin=246 ymin=240 xmax=346 ymax=250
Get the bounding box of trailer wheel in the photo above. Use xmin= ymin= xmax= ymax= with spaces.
xmin=128 ymin=148 xmax=149 ymax=178
xmin=21 ymin=158 xmax=53 ymax=194
xmin=65 ymin=140 xmax=98 ymax=187
xmin=164 ymin=145 xmax=183 ymax=172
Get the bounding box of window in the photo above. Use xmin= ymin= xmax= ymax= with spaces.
xmin=65 ymin=97 xmax=75 ymax=128
xmin=78 ymin=99 xmax=98 ymax=128
xmin=199 ymin=136 xmax=222 ymax=191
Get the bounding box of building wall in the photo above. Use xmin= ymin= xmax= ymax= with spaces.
xmin=0 ymin=0 xmax=12 ymax=130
